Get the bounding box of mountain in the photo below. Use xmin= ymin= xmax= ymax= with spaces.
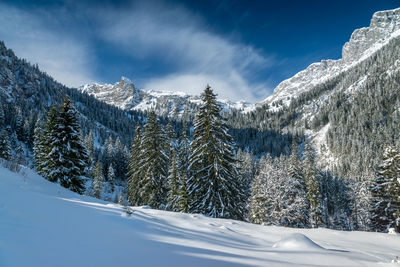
xmin=2 ymin=164 xmax=399 ymax=267
xmin=79 ymin=77 xmax=255 ymax=117
xmin=261 ymin=7 xmax=400 ymax=110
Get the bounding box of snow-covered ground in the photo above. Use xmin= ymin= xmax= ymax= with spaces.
xmin=1 ymin=165 xmax=399 ymax=267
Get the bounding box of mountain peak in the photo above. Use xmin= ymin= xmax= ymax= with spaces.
xmin=262 ymin=7 xmax=400 ymax=109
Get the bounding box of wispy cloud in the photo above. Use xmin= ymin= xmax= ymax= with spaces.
xmin=95 ymin=1 xmax=273 ymax=102
xmin=0 ymin=3 xmax=97 ymax=88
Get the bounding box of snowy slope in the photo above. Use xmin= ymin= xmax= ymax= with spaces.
xmin=79 ymin=77 xmax=255 ymax=117
xmin=262 ymin=7 xmax=400 ymax=109
xmin=1 ymin=165 xmax=399 ymax=267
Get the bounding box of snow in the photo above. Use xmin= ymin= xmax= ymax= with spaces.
xmin=1 ymin=165 xmax=400 ymax=267
xmin=272 ymin=233 xmax=324 ymax=250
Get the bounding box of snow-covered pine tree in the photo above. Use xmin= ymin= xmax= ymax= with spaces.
xmin=107 ymin=163 xmax=115 ymax=193
xmin=40 ymin=105 xmax=59 ymax=181
xmin=303 ymin=141 xmax=324 ymax=228
xmin=177 ymin=122 xmax=190 ymax=179
xmin=369 ymin=146 xmax=400 ymax=232
xmin=177 ymin=172 xmax=190 ymax=213
xmin=33 ymin=117 xmax=47 ymax=175
xmin=167 ymin=151 xmax=180 ymax=211
xmin=351 ymin=178 xmax=371 ymax=230
xmin=15 ymin=107 xmax=23 ymax=141
xmin=187 ymin=85 xmax=245 ymax=220
xmin=127 ymin=125 xmax=143 ymax=205
xmin=248 ymin=156 xmax=289 ymax=225
xmin=112 ymin=137 xmax=128 ymax=181
xmin=248 ymin=156 xmax=271 ymax=224
xmin=84 ymin=130 xmax=95 ymax=172
xmin=47 ymin=97 xmax=88 ymax=194
xmin=0 ymin=103 xmax=4 ymax=129
xmin=286 ymin=138 xmax=309 ymax=227
xmin=0 ymin=129 xmax=11 ymax=160
xmin=92 ymin=160 xmax=104 ymax=199
xmin=138 ymin=111 xmax=169 ymax=208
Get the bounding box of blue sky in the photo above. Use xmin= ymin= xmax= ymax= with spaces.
xmin=0 ymin=0 xmax=398 ymax=102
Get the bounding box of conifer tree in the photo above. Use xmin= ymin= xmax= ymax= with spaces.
xmin=108 ymin=163 xmax=115 ymax=193
xmin=127 ymin=125 xmax=143 ymax=205
xmin=40 ymin=105 xmax=59 ymax=181
xmin=177 ymin=172 xmax=190 ymax=213
xmin=137 ymin=112 xmax=169 ymax=208
xmin=0 ymin=129 xmax=11 ymax=160
xmin=0 ymin=103 xmax=4 ymax=129
xmin=369 ymin=147 xmax=400 ymax=232
xmin=286 ymin=139 xmax=309 ymax=227
xmin=167 ymin=152 xmax=180 ymax=211
xmin=177 ymin=122 xmax=190 ymax=179
xmin=92 ymin=161 xmax=104 ymax=199
xmin=47 ymin=98 xmax=88 ymax=194
xmin=304 ymin=141 xmax=324 ymax=228
xmin=187 ymin=85 xmax=244 ymax=219
xmin=15 ymin=108 xmax=23 ymax=141
xmin=33 ymin=118 xmax=46 ymax=175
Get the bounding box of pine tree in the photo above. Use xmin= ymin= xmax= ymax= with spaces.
xmin=113 ymin=137 xmax=128 ymax=181
xmin=15 ymin=108 xmax=23 ymax=141
xmin=127 ymin=125 xmax=143 ymax=205
xmin=167 ymin=152 xmax=180 ymax=211
xmin=47 ymin=98 xmax=88 ymax=194
xmin=0 ymin=129 xmax=11 ymax=160
xmin=248 ymin=156 xmax=287 ymax=225
xmin=0 ymin=103 xmax=5 ymax=129
xmin=177 ymin=172 xmax=190 ymax=213
xmin=187 ymin=85 xmax=244 ymax=219
xmin=304 ymin=141 xmax=324 ymax=228
xmin=177 ymin=122 xmax=190 ymax=179
xmin=108 ymin=163 xmax=115 ymax=193
xmin=40 ymin=105 xmax=59 ymax=181
xmin=369 ymin=146 xmax=400 ymax=232
xmin=137 ymin=112 xmax=169 ymax=208
xmin=286 ymin=139 xmax=309 ymax=227
xmin=33 ymin=117 xmax=46 ymax=175
xmin=92 ymin=161 xmax=104 ymax=199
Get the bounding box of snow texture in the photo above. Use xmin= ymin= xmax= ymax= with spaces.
xmin=1 ymin=165 xmax=400 ymax=266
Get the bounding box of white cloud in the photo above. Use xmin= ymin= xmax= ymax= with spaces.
xmin=0 ymin=3 xmax=97 ymax=88
xmin=96 ymin=1 xmax=272 ymax=102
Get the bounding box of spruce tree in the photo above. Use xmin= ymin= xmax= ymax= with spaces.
xmin=47 ymin=98 xmax=88 ymax=194
xmin=304 ymin=142 xmax=324 ymax=228
xmin=92 ymin=161 xmax=104 ymax=199
xmin=177 ymin=172 xmax=190 ymax=213
xmin=127 ymin=125 xmax=143 ymax=205
xmin=137 ymin=112 xmax=169 ymax=208
xmin=167 ymin=152 xmax=180 ymax=211
xmin=0 ymin=129 xmax=11 ymax=160
xmin=286 ymin=139 xmax=309 ymax=227
xmin=369 ymin=147 xmax=400 ymax=232
xmin=40 ymin=105 xmax=59 ymax=181
xmin=33 ymin=117 xmax=46 ymax=175
xmin=187 ymin=85 xmax=244 ymax=219
xmin=108 ymin=163 xmax=115 ymax=193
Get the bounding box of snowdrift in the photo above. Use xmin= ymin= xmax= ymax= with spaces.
xmin=1 ymin=166 xmax=399 ymax=267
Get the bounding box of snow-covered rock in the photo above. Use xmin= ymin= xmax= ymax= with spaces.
xmin=272 ymin=233 xmax=324 ymax=250
xmin=261 ymin=7 xmax=400 ymax=109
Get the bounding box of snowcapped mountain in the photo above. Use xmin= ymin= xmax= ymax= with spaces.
xmin=262 ymin=7 xmax=400 ymax=109
xmin=79 ymin=77 xmax=255 ymax=117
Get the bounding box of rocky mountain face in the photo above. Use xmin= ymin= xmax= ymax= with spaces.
xmin=79 ymin=77 xmax=255 ymax=118
xmin=261 ymin=7 xmax=400 ymax=109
